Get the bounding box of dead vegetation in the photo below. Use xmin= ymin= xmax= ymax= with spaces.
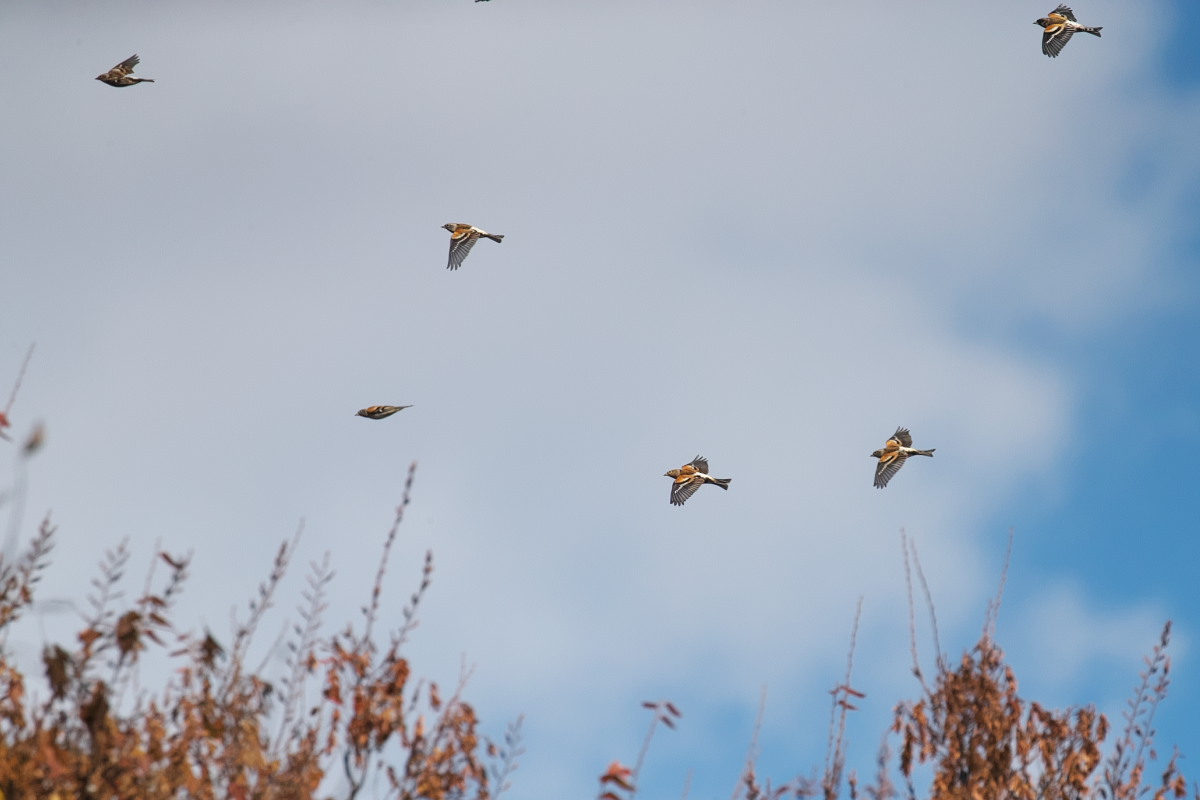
xmin=0 ymin=461 xmax=511 ymax=800
xmin=597 ymin=534 xmax=1195 ymax=800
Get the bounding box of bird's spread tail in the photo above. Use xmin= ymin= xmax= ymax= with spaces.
xmin=1083 ymin=26 xmax=1102 ymax=36
xmin=485 ymin=233 xmax=504 ymax=243
xmin=712 ymin=478 xmax=731 ymax=490
xmin=915 ymin=449 xmax=935 ymax=457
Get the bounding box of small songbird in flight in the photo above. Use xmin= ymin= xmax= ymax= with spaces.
xmin=355 ymin=405 xmax=413 ymax=420
xmin=442 ymin=223 xmax=504 ymax=270
xmin=95 ymin=54 xmax=155 ymax=87
xmin=1034 ymin=5 xmax=1102 ymax=58
xmin=871 ymin=428 xmax=935 ymax=489
xmin=663 ymin=456 xmax=731 ymax=506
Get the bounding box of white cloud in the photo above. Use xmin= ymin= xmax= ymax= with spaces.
xmin=1008 ymin=581 xmax=1172 ymax=693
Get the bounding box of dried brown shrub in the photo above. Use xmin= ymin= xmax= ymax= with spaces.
xmin=0 ymin=462 xmax=513 ymax=800
xmin=601 ymin=535 xmax=1196 ymax=800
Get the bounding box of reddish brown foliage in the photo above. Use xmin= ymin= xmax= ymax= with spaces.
xmin=0 ymin=464 xmax=508 ymax=800
xmin=598 ymin=553 xmax=1195 ymax=800
xmin=894 ymin=634 xmax=1108 ymax=800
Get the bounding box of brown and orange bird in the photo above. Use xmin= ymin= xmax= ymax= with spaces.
xmin=95 ymin=54 xmax=155 ymax=87
xmin=355 ymin=405 xmax=412 ymax=420
xmin=1034 ymin=5 xmax=1102 ymax=58
xmin=871 ymin=428 xmax=935 ymax=489
xmin=663 ymin=455 xmax=731 ymax=506
xmin=442 ymin=223 xmax=504 ymax=270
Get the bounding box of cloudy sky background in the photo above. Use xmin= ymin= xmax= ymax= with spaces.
xmin=2 ymin=0 xmax=1198 ymax=796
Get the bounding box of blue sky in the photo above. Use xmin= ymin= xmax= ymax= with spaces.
xmin=1 ymin=0 xmax=1198 ymax=797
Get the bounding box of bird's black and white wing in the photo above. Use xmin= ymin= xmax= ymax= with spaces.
xmin=447 ymin=231 xmax=479 ymax=270
xmin=1042 ymin=25 xmax=1075 ymax=56
xmin=670 ymin=476 xmax=704 ymax=506
xmin=874 ymin=453 xmax=907 ymax=489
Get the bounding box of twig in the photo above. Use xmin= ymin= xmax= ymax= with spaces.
xmin=363 ymin=461 xmax=417 ymax=648
xmin=222 ymin=521 xmax=303 ymax=697
xmin=3 ymin=343 xmax=35 ymax=416
xmin=731 ymin=687 xmax=768 ymax=800
xmin=273 ymin=551 xmax=334 ymax=757
xmin=824 ymin=599 xmax=865 ymax=799
xmin=907 ymin=539 xmax=942 ymax=672
xmin=489 ymin=714 xmax=526 ymax=800
xmin=899 ymin=531 xmax=926 ymax=690
xmin=632 ymin=700 xmax=682 ymax=794
xmin=982 ymin=528 xmax=1013 ymax=641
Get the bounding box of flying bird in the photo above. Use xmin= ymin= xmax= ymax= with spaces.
xmin=442 ymin=223 xmax=504 ymax=270
xmin=1034 ymin=5 xmax=1102 ymax=58
xmin=95 ymin=54 xmax=155 ymax=87
xmin=355 ymin=405 xmax=413 ymax=420
xmin=663 ymin=456 xmax=731 ymax=506
xmin=871 ymin=428 xmax=935 ymax=489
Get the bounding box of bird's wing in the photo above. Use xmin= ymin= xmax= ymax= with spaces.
xmin=1042 ymin=24 xmax=1074 ymax=56
xmin=115 ymin=54 xmax=140 ymax=75
xmin=671 ymin=476 xmax=705 ymax=506
xmin=874 ymin=453 xmax=907 ymax=488
xmin=893 ymin=428 xmax=913 ymax=448
xmin=447 ymin=231 xmax=479 ymax=270
xmin=1053 ymin=5 xmax=1077 ymax=21
xmin=688 ymin=456 xmax=710 ymax=474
